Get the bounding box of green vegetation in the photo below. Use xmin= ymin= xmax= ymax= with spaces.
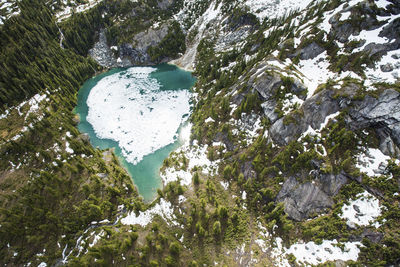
xmin=148 ymin=21 xmax=186 ymax=62
xmin=1 ymin=0 xmax=400 ymax=266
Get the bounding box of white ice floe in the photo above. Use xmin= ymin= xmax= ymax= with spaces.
xmin=87 ymin=67 xmax=191 ymax=165
xmin=286 ymin=239 xmax=363 ymax=266
xmin=356 ymin=148 xmax=394 ymax=177
xmin=121 ymin=198 xmax=177 ymax=227
xmin=340 ymin=191 xmax=382 ymax=228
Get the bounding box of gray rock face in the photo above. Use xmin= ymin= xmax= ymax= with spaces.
xmin=330 ymin=22 xmax=358 ymax=43
xmin=377 ymin=129 xmax=400 ymax=156
xmin=277 ymin=177 xmax=334 ymax=221
xmin=269 ymin=88 xmax=342 ymax=146
xmin=253 ymin=72 xmax=282 ymax=100
xmin=295 ymin=42 xmax=325 ymax=60
xmin=120 ymin=23 xmax=170 ymax=65
xmin=361 ymin=228 xmax=384 ymax=243
xmin=261 ymin=100 xmax=279 ymax=124
xmin=381 ymin=63 xmax=394 ymax=72
xmin=269 ymin=117 xmax=307 ymax=145
xmin=119 ymin=43 xmax=150 ymax=64
xmin=157 ymin=0 xmax=174 ymax=10
xmin=89 ymin=29 xmax=119 ymax=68
xmin=132 ymin=24 xmax=169 ymax=52
xmin=318 ymin=172 xmax=348 ymax=196
xmin=277 ymin=172 xmax=348 ymax=221
xmin=349 ymin=89 xmax=400 ymax=148
xmin=251 ymin=68 xmax=306 ymax=125
xmin=89 ymin=23 xmax=171 ymax=67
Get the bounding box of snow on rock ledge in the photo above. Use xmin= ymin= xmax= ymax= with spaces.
xmin=356 ymin=148 xmax=392 ymax=177
xmin=121 ymin=198 xmax=177 ymax=227
xmin=286 ymin=239 xmax=363 ymax=266
xmin=340 ymin=191 xmax=382 ymax=228
xmin=160 ymin=140 xmax=220 ymax=186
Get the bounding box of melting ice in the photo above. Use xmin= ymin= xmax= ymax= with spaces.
xmin=86 ymin=67 xmax=191 ymax=164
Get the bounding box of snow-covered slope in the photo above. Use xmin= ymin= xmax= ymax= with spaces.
xmin=52 ymin=0 xmax=101 ymax=22
xmin=243 ymin=0 xmax=317 ymax=22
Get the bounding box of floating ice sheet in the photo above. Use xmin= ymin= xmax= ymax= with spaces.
xmin=86 ymin=67 xmax=191 ymax=164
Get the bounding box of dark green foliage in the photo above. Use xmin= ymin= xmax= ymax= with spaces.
xmin=148 ymin=21 xmax=186 ymax=62
xmin=0 ymin=0 xmax=98 ymax=110
xmin=59 ymin=3 xmax=107 ymax=56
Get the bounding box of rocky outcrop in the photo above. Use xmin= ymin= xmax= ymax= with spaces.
xmin=291 ymin=42 xmax=325 ymax=60
xmin=251 ymin=67 xmax=307 ymax=124
xmin=277 ymin=172 xmax=348 ymax=221
xmin=89 ymin=23 xmax=171 ymax=67
xmin=89 ymin=29 xmax=131 ymax=68
xmin=269 ymin=88 xmax=342 ymax=146
xmin=348 ymin=89 xmax=400 ymax=156
xmin=277 ymin=177 xmax=334 ymax=221
xmin=328 ymin=2 xmax=400 ymax=59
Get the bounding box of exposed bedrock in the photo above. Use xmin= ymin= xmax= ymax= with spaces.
xmin=89 ymin=23 xmax=170 ymax=67
xmin=276 ymin=172 xmax=348 ymax=221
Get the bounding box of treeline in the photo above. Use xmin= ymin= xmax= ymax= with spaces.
xmin=148 ymin=21 xmax=186 ymax=62
xmin=0 ymin=89 xmax=143 ymax=265
xmin=105 ymin=0 xmax=183 ymax=46
xmin=0 ymin=0 xmax=100 ymax=111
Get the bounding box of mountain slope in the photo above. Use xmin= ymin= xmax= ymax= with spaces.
xmin=0 ymin=0 xmax=400 ymax=266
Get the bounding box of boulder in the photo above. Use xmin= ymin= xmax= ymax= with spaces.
xmin=296 ymin=42 xmax=325 ymax=60
xmin=318 ymin=172 xmax=348 ymax=196
xmin=381 ymin=63 xmax=394 ymax=72
xmin=361 ymin=228 xmax=384 ymax=243
xmin=349 ymin=89 xmax=400 ymax=146
xmin=277 ymin=177 xmax=334 ymax=221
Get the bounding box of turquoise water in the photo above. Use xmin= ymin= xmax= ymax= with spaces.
xmin=75 ymin=64 xmax=196 ymax=202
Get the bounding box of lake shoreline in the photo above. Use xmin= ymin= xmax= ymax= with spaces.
xmin=75 ymin=64 xmax=196 ymax=202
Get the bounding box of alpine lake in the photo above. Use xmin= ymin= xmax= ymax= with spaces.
xmin=75 ymin=64 xmax=196 ymax=202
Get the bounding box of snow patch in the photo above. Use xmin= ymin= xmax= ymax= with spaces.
xmin=340 ymin=191 xmax=382 ymax=228
xmin=121 ymin=198 xmax=177 ymax=227
xmin=160 ymin=140 xmax=220 ymax=186
xmin=356 ymin=148 xmax=392 ymax=177
xmin=286 ymin=239 xmax=363 ymax=265
xmin=244 ymin=0 xmax=315 ymax=22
